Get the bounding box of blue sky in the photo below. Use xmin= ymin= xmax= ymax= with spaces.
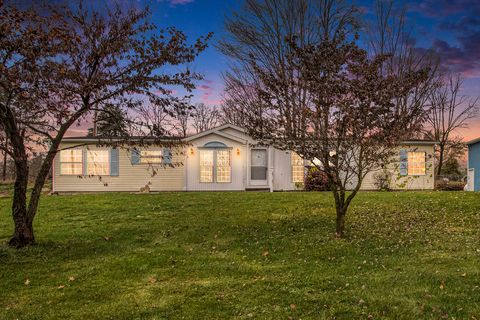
xmin=145 ymin=0 xmax=242 ymax=107
xmin=41 ymin=0 xmax=480 ymax=138
xmin=149 ymin=0 xmax=480 ymax=140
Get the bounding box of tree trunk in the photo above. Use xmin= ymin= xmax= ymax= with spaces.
xmin=335 ymin=207 xmax=346 ymax=238
xmin=436 ymin=144 xmax=445 ymax=176
xmin=2 ymin=148 xmax=7 ymax=181
xmin=27 ymin=147 xmax=58 ymax=225
xmin=8 ymin=158 xmax=34 ymax=248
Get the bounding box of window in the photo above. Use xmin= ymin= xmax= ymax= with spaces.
xmin=216 ymin=150 xmax=231 ymax=183
xmin=199 ymin=149 xmax=231 ymax=183
xmin=140 ymin=150 xmax=163 ymax=164
xmin=291 ymin=152 xmax=304 ymax=183
xmin=60 ymin=149 xmax=83 ymax=175
xmin=408 ymin=151 xmax=426 ymax=175
xmin=87 ymin=150 xmax=110 ymax=176
xmin=200 ymin=150 xmax=214 ymax=182
xmin=251 ymin=149 xmax=267 ymax=180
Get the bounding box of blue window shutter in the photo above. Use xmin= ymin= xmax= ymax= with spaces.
xmin=131 ymin=149 xmax=140 ymax=165
xmin=163 ymin=148 xmax=172 ymax=165
xmin=399 ymin=149 xmax=408 ymax=176
xmin=83 ymin=149 xmax=88 ymax=176
xmin=110 ymin=148 xmax=119 ymax=176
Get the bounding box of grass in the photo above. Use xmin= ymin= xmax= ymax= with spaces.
xmin=1 ymin=190 xmax=480 ymax=319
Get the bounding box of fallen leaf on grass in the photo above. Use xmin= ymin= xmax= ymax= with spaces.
xmin=58 ymin=285 xmax=65 ymax=289
xmin=440 ymin=281 xmax=445 ymax=290
xmin=148 ymin=277 xmax=157 ymax=284
xmin=103 ymin=236 xmax=110 ymax=241
xmin=262 ymin=250 xmax=269 ymax=257
xmin=24 ymin=279 xmax=30 ymax=286
xmin=68 ymin=276 xmax=75 ymax=282
xmin=290 ymin=304 xmax=296 ymax=310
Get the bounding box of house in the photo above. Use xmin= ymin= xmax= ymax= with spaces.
xmin=52 ymin=124 xmax=437 ymax=193
xmin=466 ymin=137 xmax=480 ymax=191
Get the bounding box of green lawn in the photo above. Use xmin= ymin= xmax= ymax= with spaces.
xmin=1 ymin=191 xmax=479 ymax=319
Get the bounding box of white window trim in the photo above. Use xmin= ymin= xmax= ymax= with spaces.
xmin=199 ymin=149 xmax=214 ymax=183
xmin=59 ymin=149 xmax=83 ymax=176
xmin=87 ymin=149 xmax=110 ymax=176
xmin=407 ymin=151 xmax=427 ymax=176
xmin=291 ymin=152 xmax=304 ymax=183
xmin=216 ymin=149 xmax=232 ymax=183
xmin=140 ymin=149 xmax=163 ymax=164
xmin=250 ymin=148 xmax=268 ymax=181
xmin=199 ymin=148 xmax=232 ymax=184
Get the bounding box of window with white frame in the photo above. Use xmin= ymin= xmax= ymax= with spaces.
xmin=199 ymin=149 xmax=231 ymax=183
xmin=60 ymin=149 xmax=83 ymax=175
xmin=291 ymin=152 xmax=304 ymax=183
xmin=216 ymin=150 xmax=231 ymax=183
xmin=140 ymin=150 xmax=163 ymax=164
xmin=87 ymin=150 xmax=110 ymax=176
xmin=408 ymin=151 xmax=426 ymax=175
xmin=200 ymin=150 xmax=214 ymax=183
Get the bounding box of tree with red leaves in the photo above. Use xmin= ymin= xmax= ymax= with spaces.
xmin=0 ymin=3 xmax=211 ymax=247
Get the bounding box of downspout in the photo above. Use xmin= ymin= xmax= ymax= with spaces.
xmin=184 ymin=146 xmax=188 ymax=191
xmin=269 ymin=147 xmax=274 ymax=192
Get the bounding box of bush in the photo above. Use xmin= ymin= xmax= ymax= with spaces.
xmin=373 ymin=169 xmax=392 ymax=191
xmin=435 ymin=180 xmax=465 ymax=191
xmin=305 ymin=167 xmax=329 ymax=191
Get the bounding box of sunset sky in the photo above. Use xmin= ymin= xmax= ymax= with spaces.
xmin=71 ymin=0 xmax=480 ymax=141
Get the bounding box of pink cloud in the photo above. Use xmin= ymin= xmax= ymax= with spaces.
xmin=194 ymin=79 xmax=224 ymax=106
xmin=198 ymin=84 xmax=211 ymax=90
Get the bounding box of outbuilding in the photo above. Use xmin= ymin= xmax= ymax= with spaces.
xmin=466 ymin=137 xmax=480 ymax=191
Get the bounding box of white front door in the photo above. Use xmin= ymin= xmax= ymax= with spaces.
xmin=467 ymin=168 xmax=475 ymax=191
xmin=250 ymin=149 xmax=268 ymax=185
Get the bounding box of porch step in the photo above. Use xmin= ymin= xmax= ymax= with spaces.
xmin=245 ymin=187 xmax=270 ymax=192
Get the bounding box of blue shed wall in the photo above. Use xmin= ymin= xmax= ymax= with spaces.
xmin=468 ymin=142 xmax=480 ymax=191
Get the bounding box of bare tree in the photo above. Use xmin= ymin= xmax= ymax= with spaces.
xmin=192 ymin=103 xmax=221 ymax=133
xmin=424 ymin=74 xmax=479 ymax=175
xmin=219 ymin=0 xmax=360 ymax=136
xmin=368 ymin=1 xmax=477 ymax=175
xmin=221 ymin=0 xmax=429 ymax=237
xmin=171 ymin=103 xmax=193 ymax=137
xmin=221 ymin=98 xmax=247 ymax=128
xmin=0 ymin=3 xmax=211 ymax=247
xmin=136 ymin=103 xmax=172 ymax=137
xmin=367 ymin=0 xmax=440 ymax=133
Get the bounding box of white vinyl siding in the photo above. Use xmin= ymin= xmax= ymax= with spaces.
xmin=360 ymin=145 xmax=435 ymax=190
xmin=87 ymin=150 xmax=110 ymax=176
xmin=185 ymin=133 xmax=245 ymax=191
xmin=60 ymin=149 xmax=83 ymax=175
xmin=54 ymin=143 xmax=184 ymax=192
